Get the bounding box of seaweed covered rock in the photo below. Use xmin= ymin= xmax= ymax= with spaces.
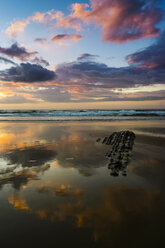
xmin=100 ymin=131 xmax=136 ymax=177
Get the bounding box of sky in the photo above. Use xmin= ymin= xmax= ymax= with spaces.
xmin=0 ymin=0 xmax=165 ymax=110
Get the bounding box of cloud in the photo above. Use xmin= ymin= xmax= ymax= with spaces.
xmin=55 ymin=4 xmax=88 ymax=31
xmin=51 ymin=34 xmax=82 ymax=42
xmin=55 ymin=59 xmax=165 ymax=90
xmin=0 ymin=43 xmax=49 ymax=69
xmin=34 ymin=88 xmax=70 ymax=102
xmin=77 ymin=53 xmax=99 ymax=61
xmin=0 ymin=50 xmax=164 ymax=103
xmin=0 ymin=95 xmax=36 ymax=104
xmin=0 ymin=56 xmax=16 ymax=65
xmin=6 ymin=0 xmax=162 ymax=43
xmin=0 ymin=43 xmax=37 ymax=61
xmin=56 ymin=0 xmax=163 ymax=43
xmin=6 ymin=20 xmax=29 ymax=37
xmin=32 ymin=56 xmax=49 ymax=66
xmin=31 ymin=10 xmax=63 ymax=24
xmin=34 ymin=38 xmax=47 ymax=44
xmin=127 ymin=31 xmax=165 ymax=69
xmin=100 ymin=91 xmax=165 ymax=102
xmin=5 ymin=10 xmax=59 ymax=37
xmin=31 ymin=12 xmax=46 ymax=23
xmin=0 ymin=63 xmax=56 ymax=83
xmin=5 ymin=10 xmax=66 ymax=37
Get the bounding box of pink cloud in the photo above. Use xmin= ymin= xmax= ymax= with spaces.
xmin=5 ymin=10 xmax=62 ymax=37
xmin=5 ymin=0 xmax=162 ymax=42
xmin=6 ymin=20 xmax=30 ymax=37
xmin=67 ymin=0 xmax=162 ymax=43
xmin=55 ymin=3 xmax=89 ymax=31
xmin=31 ymin=10 xmax=63 ymax=23
xmin=51 ymin=34 xmax=82 ymax=42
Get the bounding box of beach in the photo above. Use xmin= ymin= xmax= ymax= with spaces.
xmin=0 ymin=119 xmax=165 ymax=247
xmin=1 ymin=0 xmax=165 ymax=246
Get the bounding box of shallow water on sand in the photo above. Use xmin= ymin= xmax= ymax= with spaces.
xmin=0 ymin=120 xmax=165 ymax=248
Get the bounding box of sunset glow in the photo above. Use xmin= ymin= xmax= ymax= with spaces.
xmin=0 ymin=0 xmax=165 ymax=109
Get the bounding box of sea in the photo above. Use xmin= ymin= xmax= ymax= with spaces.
xmin=0 ymin=109 xmax=164 ymax=121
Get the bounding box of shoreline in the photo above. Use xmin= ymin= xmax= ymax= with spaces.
xmin=0 ymin=116 xmax=165 ymax=121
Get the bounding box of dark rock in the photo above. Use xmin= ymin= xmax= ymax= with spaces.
xmin=102 ymin=131 xmax=135 ymax=177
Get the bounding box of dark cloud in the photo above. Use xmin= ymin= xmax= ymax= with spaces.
xmin=83 ymin=90 xmax=165 ymax=102
xmin=77 ymin=53 xmax=99 ymax=61
xmin=32 ymin=56 xmax=49 ymax=66
xmin=101 ymin=96 xmax=165 ymax=102
xmin=56 ymin=59 xmax=165 ymax=90
xmin=127 ymin=31 xmax=165 ymax=69
xmin=0 ymin=63 xmax=56 ymax=82
xmin=0 ymin=56 xmax=16 ymax=65
xmin=0 ymin=43 xmax=37 ymax=61
xmin=34 ymin=38 xmax=47 ymax=44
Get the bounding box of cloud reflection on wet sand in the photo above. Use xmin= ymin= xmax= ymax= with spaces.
xmin=8 ymin=185 xmax=165 ymax=247
xmin=0 ymin=121 xmax=165 ymax=247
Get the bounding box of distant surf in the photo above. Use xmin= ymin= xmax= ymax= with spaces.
xmin=0 ymin=109 xmax=164 ymax=121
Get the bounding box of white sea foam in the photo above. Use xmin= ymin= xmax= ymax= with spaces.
xmin=0 ymin=109 xmax=164 ymax=120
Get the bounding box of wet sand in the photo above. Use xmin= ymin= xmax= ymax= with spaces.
xmin=0 ymin=120 xmax=165 ymax=248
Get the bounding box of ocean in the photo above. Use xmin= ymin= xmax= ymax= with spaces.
xmin=0 ymin=109 xmax=164 ymax=121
